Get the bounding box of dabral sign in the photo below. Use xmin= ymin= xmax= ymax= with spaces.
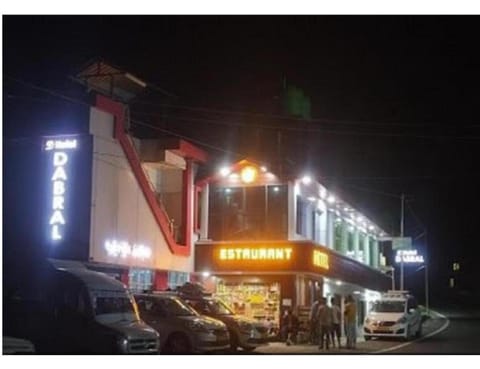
xmin=44 ymin=138 xmax=78 ymax=242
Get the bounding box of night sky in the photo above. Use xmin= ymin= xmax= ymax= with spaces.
xmin=4 ymin=16 xmax=480 ymax=301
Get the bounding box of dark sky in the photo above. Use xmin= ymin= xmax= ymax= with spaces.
xmin=4 ymin=15 xmax=480 ymax=297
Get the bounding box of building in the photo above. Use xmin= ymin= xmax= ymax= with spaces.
xmin=194 ymin=160 xmax=391 ymax=328
xmin=5 ymin=61 xmax=392 ymax=330
xmin=5 ymin=61 xmax=207 ymax=293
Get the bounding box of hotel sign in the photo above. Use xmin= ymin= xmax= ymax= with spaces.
xmin=313 ymin=250 xmax=329 ymax=270
xmin=44 ymin=138 xmax=78 ymax=241
xmin=395 ymin=249 xmax=424 ymax=264
xmin=219 ymin=247 xmax=293 ymax=261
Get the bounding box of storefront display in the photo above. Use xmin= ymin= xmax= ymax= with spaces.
xmin=214 ymin=281 xmax=281 ymax=327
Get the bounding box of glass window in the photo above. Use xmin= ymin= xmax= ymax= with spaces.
xmin=168 ymin=271 xmax=190 ymax=290
xmin=266 ymin=185 xmax=288 ymax=238
xmin=94 ymin=296 xmax=135 ymax=315
xmin=347 ymin=229 xmax=354 ymax=252
xmin=334 ymin=219 xmax=342 ymax=251
xmin=296 ymin=195 xmax=308 ymax=237
xmin=129 ymin=269 xmax=153 ymax=292
xmin=371 ymin=301 xmax=405 ymax=313
xmin=209 ymin=184 xmax=288 ymax=241
xmin=154 ymin=297 xmax=198 ymax=316
xmin=312 ymin=210 xmax=321 ymax=243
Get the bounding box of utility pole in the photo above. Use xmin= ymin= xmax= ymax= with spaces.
xmin=400 ymin=193 xmax=405 ymax=291
xmin=425 ymin=230 xmax=430 ymax=314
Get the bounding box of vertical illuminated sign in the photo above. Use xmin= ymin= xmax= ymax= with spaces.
xmin=44 ymin=138 xmax=78 ymax=241
xmin=313 ymin=250 xmax=329 ymax=270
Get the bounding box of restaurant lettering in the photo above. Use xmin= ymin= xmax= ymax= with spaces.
xmin=219 ymin=247 xmax=293 ymax=261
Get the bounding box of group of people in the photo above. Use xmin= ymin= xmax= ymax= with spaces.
xmin=310 ymin=295 xmax=357 ymax=350
xmin=281 ymin=295 xmax=357 ymax=349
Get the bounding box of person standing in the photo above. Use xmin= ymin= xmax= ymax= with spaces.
xmin=317 ymin=297 xmax=333 ymax=350
xmin=309 ymin=297 xmax=320 ymax=344
xmin=330 ymin=297 xmax=342 ymax=348
xmin=344 ymin=295 xmax=357 ymax=349
xmin=282 ymin=309 xmax=299 ymax=346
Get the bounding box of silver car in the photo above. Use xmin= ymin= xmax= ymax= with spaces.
xmin=135 ymin=293 xmax=230 ymax=353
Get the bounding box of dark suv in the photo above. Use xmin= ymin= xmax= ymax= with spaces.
xmin=182 ymin=296 xmax=269 ymax=352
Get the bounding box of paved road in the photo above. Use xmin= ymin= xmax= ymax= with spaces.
xmin=253 ymin=309 xmax=453 ymax=354
xmin=389 ymin=307 xmax=480 ymax=354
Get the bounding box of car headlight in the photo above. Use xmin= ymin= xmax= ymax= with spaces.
xmin=397 ymin=316 xmax=407 ymax=324
xmin=186 ymin=321 xmax=210 ymax=333
xmin=117 ymin=336 xmax=129 ymax=353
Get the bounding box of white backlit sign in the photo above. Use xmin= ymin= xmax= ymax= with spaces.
xmin=105 ymin=239 xmax=152 ymax=260
xmin=45 ymin=138 xmax=78 ymax=241
xmin=395 ymin=249 xmax=425 ymax=264
xmin=44 ymin=138 xmax=78 ymax=151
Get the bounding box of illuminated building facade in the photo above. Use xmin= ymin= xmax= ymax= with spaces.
xmin=195 ymin=160 xmax=391 ymax=328
xmin=6 ymin=62 xmax=209 ymax=293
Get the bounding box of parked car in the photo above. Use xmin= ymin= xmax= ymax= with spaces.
xmin=183 ymin=296 xmax=269 ymax=351
xmin=4 ymin=260 xmax=160 ymax=354
xmin=134 ymin=293 xmax=230 ymax=353
xmin=2 ymin=337 xmax=35 ymax=354
xmin=363 ymin=290 xmax=422 ymax=341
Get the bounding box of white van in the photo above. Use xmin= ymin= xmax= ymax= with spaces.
xmin=47 ymin=262 xmax=161 ymax=353
xmin=363 ymin=291 xmax=422 ymax=341
xmin=5 ymin=260 xmax=160 ymax=354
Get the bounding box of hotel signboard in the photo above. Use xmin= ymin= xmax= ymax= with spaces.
xmin=195 ymin=241 xmax=389 ymax=292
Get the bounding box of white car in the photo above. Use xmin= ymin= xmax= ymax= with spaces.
xmin=363 ymin=291 xmax=422 ymax=341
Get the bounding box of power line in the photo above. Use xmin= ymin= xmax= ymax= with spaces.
xmin=4 ymin=76 xmax=262 ymax=162
xmin=4 ymin=76 xmax=90 ymax=108
xmin=333 ymin=183 xmax=402 ymax=199
xmin=6 ymin=76 xmax=480 ymax=141
xmin=132 ymin=110 xmax=480 ymax=141
xmin=129 ymin=118 xmax=248 ymax=159
xmin=132 ymin=100 xmax=478 ymax=129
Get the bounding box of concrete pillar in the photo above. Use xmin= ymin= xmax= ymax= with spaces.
xmin=326 ymin=210 xmax=335 ymax=249
xmin=353 ymin=228 xmax=360 ymax=261
xmin=372 ymin=239 xmax=379 ymax=268
xmin=288 ymin=181 xmax=296 ymax=240
xmin=340 ymin=221 xmax=348 ymax=255
xmin=363 ymin=234 xmax=370 ymax=266
xmin=199 ymin=183 xmax=209 ymax=240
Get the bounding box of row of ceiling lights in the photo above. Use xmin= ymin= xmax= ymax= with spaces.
xmin=300 ymin=175 xmax=386 ymax=237
xmin=217 ymin=166 xmax=386 ymax=236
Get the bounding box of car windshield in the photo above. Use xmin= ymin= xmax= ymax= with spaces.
xmin=157 ymin=297 xmax=198 ymax=317
xmin=92 ymin=291 xmax=139 ymax=324
xmin=371 ymin=301 xmax=405 ymax=313
xmin=95 ymin=296 xmax=135 ymax=315
xmin=207 ymin=299 xmax=234 ymax=315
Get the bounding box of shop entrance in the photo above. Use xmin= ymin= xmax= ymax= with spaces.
xmin=214 ymin=281 xmax=281 ymax=327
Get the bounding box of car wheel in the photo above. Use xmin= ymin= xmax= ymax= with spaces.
xmin=364 ymin=336 xmax=371 ymax=341
xmin=165 ymin=333 xmax=192 ymax=354
xmin=242 ymin=346 xmax=256 ymax=352
xmin=415 ymin=324 xmax=422 ymax=338
xmin=229 ymin=331 xmax=239 ymax=352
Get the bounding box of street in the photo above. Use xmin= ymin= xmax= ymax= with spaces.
xmin=250 ymin=307 xmax=480 ymax=354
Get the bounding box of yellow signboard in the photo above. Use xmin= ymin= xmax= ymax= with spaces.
xmin=219 ymin=247 xmax=293 ymax=261
xmin=313 ymin=250 xmax=329 ymax=270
